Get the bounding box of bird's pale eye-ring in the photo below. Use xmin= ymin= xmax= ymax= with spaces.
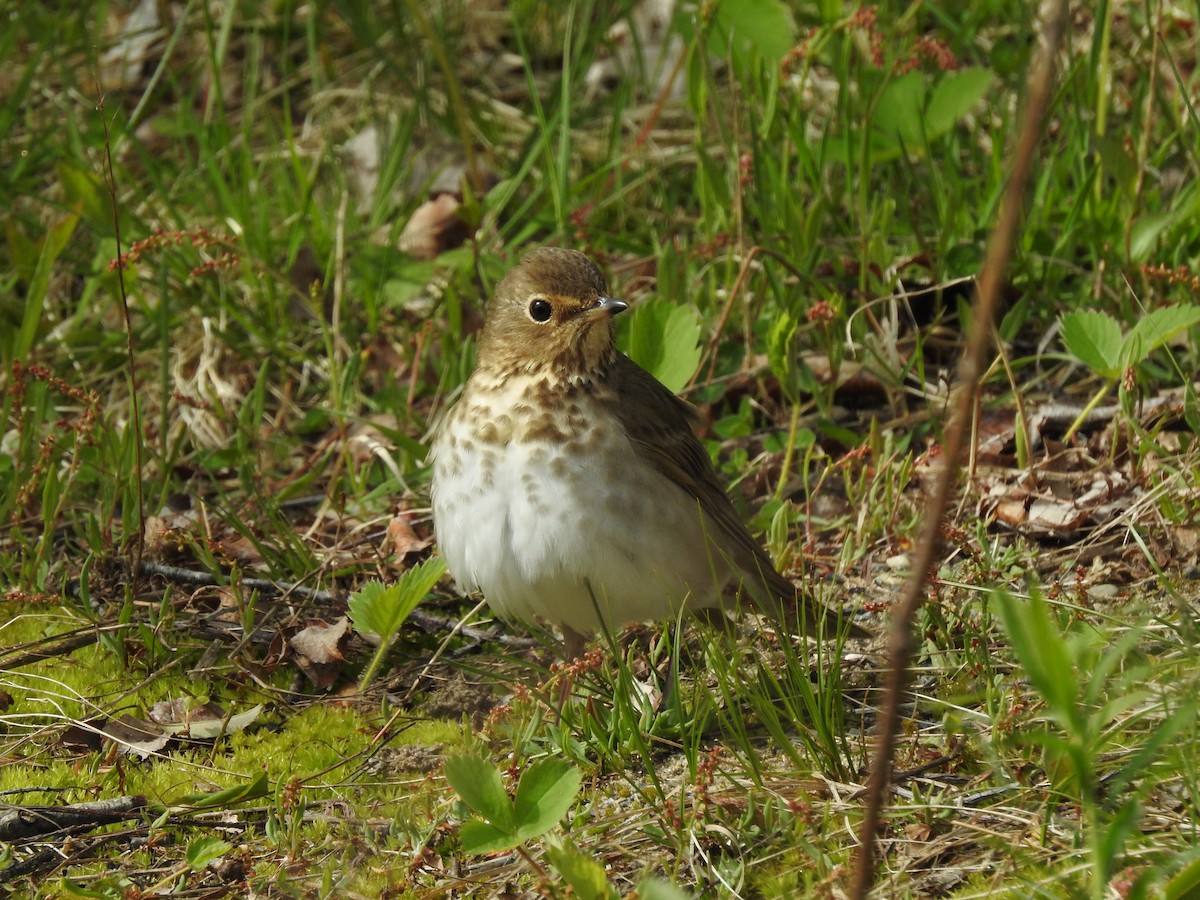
xmin=528 ymin=298 xmax=553 ymax=323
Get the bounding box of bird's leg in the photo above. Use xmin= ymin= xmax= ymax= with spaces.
xmin=656 ymin=622 xmax=678 ymax=714
xmin=696 ymin=605 xmax=736 ymax=635
xmin=562 ymin=625 xmax=589 ymax=662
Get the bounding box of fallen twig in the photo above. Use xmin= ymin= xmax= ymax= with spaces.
xmin=0 ymin=626 xmax=116 ymax=672
xmin=0 ymin=795 xmax=146 ymax=841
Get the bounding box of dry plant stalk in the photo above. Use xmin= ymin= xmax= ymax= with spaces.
xmin=848 ymin=1 xmax=1071 ymax=895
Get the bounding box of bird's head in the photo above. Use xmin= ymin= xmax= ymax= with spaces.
xmin=476 ymin=247 xmax=628 ymax=381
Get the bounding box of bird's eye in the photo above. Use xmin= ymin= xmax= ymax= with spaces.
xmin=528 ymin=299 xmax=553 ymax=323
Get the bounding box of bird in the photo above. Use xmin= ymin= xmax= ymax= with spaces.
xmin=428 ymin=247 xmax=867 ymax=658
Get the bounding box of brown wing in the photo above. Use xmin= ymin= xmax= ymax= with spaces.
xmin=609 ymin=355 xmax=866 ymax=638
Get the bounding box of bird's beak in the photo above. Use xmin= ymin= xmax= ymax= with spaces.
xmin=593 ymin=296 xmax=628 ymax=316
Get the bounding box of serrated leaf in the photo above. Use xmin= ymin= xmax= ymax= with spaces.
xmin=346 ymin=581 xmax=391 ymax=637
xmin=444 ymin=753 xmax=515 ymax=832
xmin=1060 ymin=310 xmax=1123 ymax=377
xmin=512 ymin=757 xmax=581 ymax=841
xmin=870 ymin=72 xmax=926 ymax=150
xmin=708 ymin=0 xmax=795 ymax=73
xmin=924 ymin=68 xmax=994 ymax=137
xmin=622 ymin=299 xmax=703 ymax=394
xmin=347 ymin=557 xmax=446 ymax=641
xmin=766 ymin=311 xmax=800 ymax=403
xmin=544 ymin=841 xmax=612 ymax=900
xmin=830 ymin=68 xmax=993 ymax=165
xmin=1121 ymin=303 xmax=1200 ymax=368
xmin=459 ymin=817 xmax=517 ymax=854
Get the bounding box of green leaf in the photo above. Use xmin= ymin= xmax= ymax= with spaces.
xmin=1185 ymin=382 xmax=1200 ymax=435
xmin=184 ymin=836 xmax=232 ymax=870
xmin=347 ymin=557 xmax=447 ymax=641
xmin=1105 ymin=699 xmax=1194 ymax=797
xmin=1091 ymin=134 xmax=1139 ymax=199
xmin=992 ymin=587 xmax=1079 ymax=729
xmin=832 ymin=67 xmax=993 ymax=165
xmin=4 ymin=218 xmax=39 ymax=285
xmin=1129 ymin=209 xmax=1181 ymax=261
xmin=176 ymin=771 xmax=270 ymax=809
xmin=1060 ymin=310 xmax=1123 ymax=377
xmin=11 ymin=213 xmax=79 ymax=360
xmin=1164 ymin=853 xmax=1200 ymax=900
xmin=444 ymin=753 xmax=515 ymax=833
xmin=346 ymin=582 xmax=392 ymax=638
xmin=869 ymin=72 xmax=926 ymax=151
xmin=512 ymin=757 xmax=582 ymax=841
xmin=998 ymin=296 xmax=1031 ymax=343
xmin=380 ymin=265 xmax=437 ymax=309
xmin=1121 ymin=303 xmax=1200 ymax=368
xmin=766 ymin=310 xmax=800 ymax=403
xmin=459 ymin=818 xmax=517 ymax=854
xmin=157 ymin=704 xmax=263 ymax=739
xmin=544 ymin=841 xmax=613 ymax=900
xmin=58 ymin=162 xmax=110 ymax=231
xmin=708 ymin=0 xmax=795 ymax=73
xmin=622 ymin=298 xmax=703 ymax=394
xmin=923 ymin=68 xmax=995 ymax=138
xmin=638 ymin=879 xmax=695 ymax=900
xmin=1094 ymin=798 xmax=1144 ymax=886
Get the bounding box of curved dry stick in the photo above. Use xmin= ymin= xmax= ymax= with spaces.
xmin=848 ymin=2 xmax=1070 ymax=895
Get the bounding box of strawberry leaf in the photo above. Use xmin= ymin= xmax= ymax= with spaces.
xmin=512 ymin=757 xmax=582 ymax=842
xmin=1060 ymin=310 xmax=1123 ymax=378
xmin=1120 ymin=303 xmax=1200 ymax=369
xmin=444 ymin=753 xmax=515 ymax=833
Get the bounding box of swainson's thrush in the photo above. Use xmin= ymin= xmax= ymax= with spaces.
xmin=429 ymin=247 xmax=866 ymax=656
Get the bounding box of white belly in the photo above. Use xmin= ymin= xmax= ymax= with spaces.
xmin=431 ymin=414 xmax=731 ymax=635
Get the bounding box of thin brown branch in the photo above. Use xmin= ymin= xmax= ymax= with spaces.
xmin=848 ymin=1 xmax=1070 ymax=895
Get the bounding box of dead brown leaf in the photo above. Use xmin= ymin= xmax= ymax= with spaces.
xmin=147 ymin=698 xmax=224 ymax=728
xmin=103 ymin=715 xmax=170 ymax=758
xmin=288 ymin=617 xmax=352 ymax=691
xmin=398 ymin=194 xmax=469 ymax=260
xmin=60 ymin=718 xmax=107 ymax=754
xmin=388 ymin=514 xmax=433 ymax=560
